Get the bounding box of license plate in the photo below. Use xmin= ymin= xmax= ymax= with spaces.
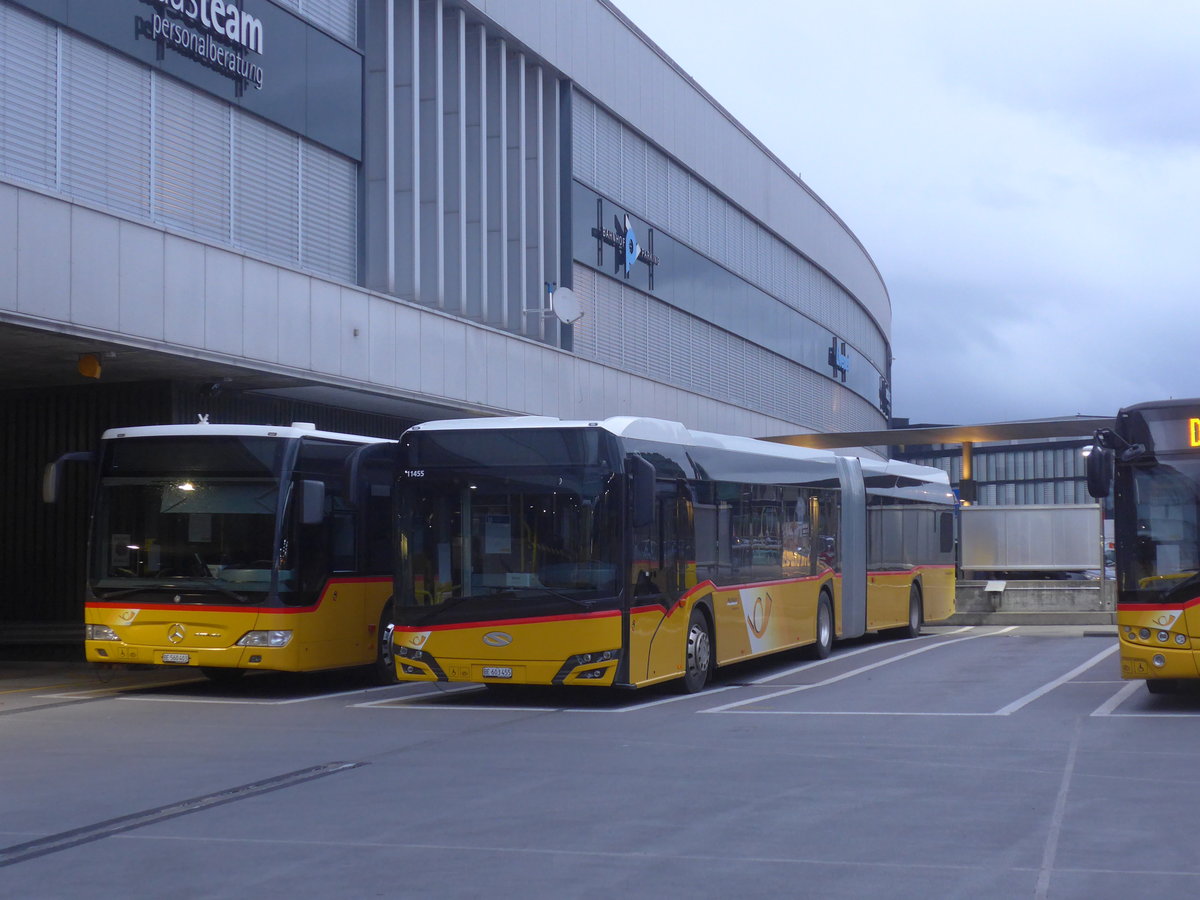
xmin=482 ymin=666 xmax=512 ymax=679
xmin=161 ymin=653 xmax=190 ymax=664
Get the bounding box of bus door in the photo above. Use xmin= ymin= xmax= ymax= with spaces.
xmin=834 ymin=455 xmax=867 ymax=639
xmin=629 ymin=479 xmax=695 ymax=684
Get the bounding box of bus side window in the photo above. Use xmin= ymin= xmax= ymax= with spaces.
xmin=331 ymin=508 xmax=356 ymax=571
xmin=364 ymin=483 xmax=392 ymax=573
xmin=939 ymin=512 xmax=955 ymax=556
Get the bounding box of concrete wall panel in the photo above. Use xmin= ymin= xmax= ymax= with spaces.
xmin=309 ymin=278 xmax=342 ymax=375
xmin=368 ymin=296 xmax=397 ymax=387
xmin=442 ymin=317 xmax=469 ymax=401
xmin=242 ymin=259 xmax=280 ymax=364
xmin=163 ymin=234 xmax=205 ymax=346
xmin=339 ymin=286 xmax=370 ymax=381
xmin=277 ymin=268 xmax=313 ymax=370
xmin=118 ymin=221 xmax=165 ymax=341
xmin=18 ymin=190 xmax=70 ymax=321
xmin=69 ymin=206 xmax=120 ymax=331
xmin=394 ymin=302 xmax=423 ymax=388
xmin=0 ymin=183 xmax=15 ymax=312
xmin=203 ymin=248 xmax=244 ymax=356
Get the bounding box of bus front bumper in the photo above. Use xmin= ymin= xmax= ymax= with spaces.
xmin=1119 ymin=641 xmax=1200 ymax=681
xmin=85 ymin=640 xmax=296 ymax=671
xmin=395 ymin=646 xmax=621 ymax=687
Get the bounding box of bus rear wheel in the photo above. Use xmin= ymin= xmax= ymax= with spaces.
xmin=680 ymin=608 xmax=713 ymax=693
xmin=898 ymin=583 xmax=923 ymax=639
xmin=807 ymin=593 xmax=834 ymax=659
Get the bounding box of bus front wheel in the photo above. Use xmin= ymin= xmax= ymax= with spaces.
xmin=1147 ymin=678 xmax=1180 ymax=695
xmin=372 ymin=602 xmax=399 ymax=685
xmin=680 ymin=608 xmax=713 ymax=693
xmin=200 ymin=667 xmax=245 ymax=686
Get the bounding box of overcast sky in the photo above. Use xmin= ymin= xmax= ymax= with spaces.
xmin=610 ymin=0 xmax=1200 ymax=425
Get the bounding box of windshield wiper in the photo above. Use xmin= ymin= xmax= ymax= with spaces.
xmin=529 ymin=585 xmax=601 ymax=609
xmin=415 ymin=591 xmax=484 ymax=625
xmin=1161 ymin=570 xmax=1200 ymax=604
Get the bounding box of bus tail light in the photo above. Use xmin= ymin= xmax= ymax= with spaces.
xmin=86 ymin=624 xmax=119 ymax=641
xmin=236 ymin=630 xmax=293 ymax=648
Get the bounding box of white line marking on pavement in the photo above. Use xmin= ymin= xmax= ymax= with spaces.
xmin=994 ymin=645 xmax=1118 ymax=716
xmin=701 ymin=627 xmax=1016 ymax=713
xmin=1035 ymin=718 xmax=1082 ymax=899
xmin=748 ymin=630 xmax=958 ymax=685
xmin=1090 ymin=680 xmax=1141 ymax=717
xmin=713 ymin=710 xmax=992 ymax=717
xmin=352 ymin=686 xmax=485 ymax=708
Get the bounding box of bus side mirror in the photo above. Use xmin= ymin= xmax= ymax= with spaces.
xmin=42 ymin=451 xmax=95 ymax=503
xmin=1086 ymin=447 xmax=1113 ymax=499
xmin=630 ymin=456 xmax=656 ymax=528
xmin=300 ymin=479 xmax=326 ymax=525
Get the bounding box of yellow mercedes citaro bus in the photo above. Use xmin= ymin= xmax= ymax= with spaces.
xmin=48 ymin=422 xmax=398 ymax=684
xmin=391 ymin=416 xmax=957 ymax=692
xmin=1088 ymin=399 xmax=1200 ymax=694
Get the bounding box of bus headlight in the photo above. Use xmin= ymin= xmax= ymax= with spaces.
xmin=86 ymin=624 xmax=120 ymax=641
xmin=1157 ymin=631 xmax=1170 ymax=642
xmin=236 ymin=630 xmax=293 ymax=648
xmin=1177 ymin=634 xmax=1188 ymax=645
xmin=1152 ymin=654 xmax=1166 ymax=668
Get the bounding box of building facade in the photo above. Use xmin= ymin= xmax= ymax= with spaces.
xmin=0 ymin=0 xmax=893 ymax=639
xmin=896 ymin=438 xmax=1094 ymax=507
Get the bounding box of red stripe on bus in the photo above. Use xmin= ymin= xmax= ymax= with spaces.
xmin=1113 ymin=600 xmax=1200 ymax=614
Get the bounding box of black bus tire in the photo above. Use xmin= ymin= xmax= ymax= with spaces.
xmin=200 ymin=667 xmax=245 ymax=686
xmin=900 ymin=582 xmax=923 ymax=639
xmin=1146 ymin=678 xmax=1179 ymax=695
xmin=807 ymin=592 xmax=834 ymax=660
xmin=680 ymin=607 xmax=713 ymax=693
xmin=372 ymin=602 xmax=399 ymax=685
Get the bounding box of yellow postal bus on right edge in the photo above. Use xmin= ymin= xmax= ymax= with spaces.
xmin=390 ymin=416 xmax=957 ymax=693
xmin=1089 ymin=399 xmax=1200 ymax=694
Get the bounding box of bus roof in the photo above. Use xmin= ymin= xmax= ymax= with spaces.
xmin=408 ymin=415 xmax=832 ymax=459
xmin=407 ymin=415 xmax=952 ymax=490
xmin=100 ymin=422 xmax=394 ymax=444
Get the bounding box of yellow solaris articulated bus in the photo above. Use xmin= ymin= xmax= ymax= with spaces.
xmin=391 ymin=416 xmax=957 ymax=692
xmin=51 ymin=422 xmax=398 ymax=684
xmin=1088 ymin=399 xmax=1200 ymax=694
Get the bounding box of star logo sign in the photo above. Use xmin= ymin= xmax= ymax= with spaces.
xmin=622 ymin=214 xmax=640 ymax=276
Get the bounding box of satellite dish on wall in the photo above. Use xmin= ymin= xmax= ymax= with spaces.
xmin=552 ymin=286 xmax=585 ymax=326
xmin=550 ymin=287 xmax=584 ymax=325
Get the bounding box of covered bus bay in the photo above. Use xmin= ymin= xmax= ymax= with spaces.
xmin=0 ymin=325 xmax=465 ymax=657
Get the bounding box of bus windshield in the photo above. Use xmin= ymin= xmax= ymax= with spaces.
xmin=92 ymin=478 xmax=282 ymax=597
xmin=398 ymin=468 xmax=621 ymax=622
xmin=1119 ymin=457 xmax=1200 ymax=603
